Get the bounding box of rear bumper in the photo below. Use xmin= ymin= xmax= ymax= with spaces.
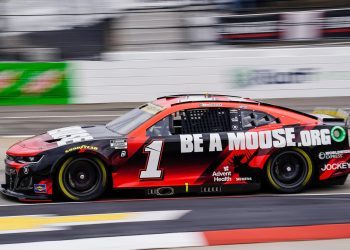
xmin=0 ymin=184 xmax=51 ymax=202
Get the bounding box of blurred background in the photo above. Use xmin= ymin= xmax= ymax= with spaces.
xmin=0 ymin=0 xmax=349 ymax=133
xmin=1 ymin=2 xmax=350 ymax=250
xmin=0 ymin=0 xmax=349 ymax=107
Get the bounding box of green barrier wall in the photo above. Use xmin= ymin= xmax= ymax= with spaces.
xmin=0 ymin=62 xmax=71 ymax=105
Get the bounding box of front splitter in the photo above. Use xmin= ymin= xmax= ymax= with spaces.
xmin=0 ymin=184 xmax=52 ymax=202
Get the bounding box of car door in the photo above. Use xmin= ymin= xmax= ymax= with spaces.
xmin=114 ymin=107 xmax=241 ymax=190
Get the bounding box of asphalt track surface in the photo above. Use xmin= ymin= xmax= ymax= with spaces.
xmin=0 ymin=97 xmax=350 ymax=248
xmin=1 ymin=193 xmax=350 ymax=245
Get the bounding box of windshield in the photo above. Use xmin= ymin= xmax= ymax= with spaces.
xmin=106 ymin=103 xmax=164 ymax=135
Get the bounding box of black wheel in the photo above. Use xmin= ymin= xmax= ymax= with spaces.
xmin=266 ymin=148 xmax=313 ymax=193
xmin=57 ymin=157 xmax=108 ymax=201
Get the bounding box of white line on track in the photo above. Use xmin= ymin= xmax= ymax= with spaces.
xmin=0 ymin=232 xmax=206 ymax=250
xmin=0 ymin=210 xmax=190 ymax=235
xmin=0 ymin=114 xmax=120 ymax=119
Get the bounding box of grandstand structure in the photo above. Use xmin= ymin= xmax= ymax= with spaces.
xmin=0 ymin=0 xmax=349 ymax=60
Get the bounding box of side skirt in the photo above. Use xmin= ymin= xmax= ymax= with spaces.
xmin=111 ymin=183 xmax=261 ymax=198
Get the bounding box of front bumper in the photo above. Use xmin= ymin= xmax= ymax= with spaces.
xmin=0 ymin=184 xmax=51 ymax=202
xmin=2 ymin=156 xmax=53 ymax=202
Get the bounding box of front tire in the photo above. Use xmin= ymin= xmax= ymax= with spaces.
xmin=57 ymin=157 xmax=108 ymax=201
xmin=266 ymin=148 xmax=313 ymax=193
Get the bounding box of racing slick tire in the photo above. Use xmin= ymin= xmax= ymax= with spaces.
xmin=56 ymin=156 xmax=108 ymax=201
xmin=266 ymin=148 xmax=313 ymax=193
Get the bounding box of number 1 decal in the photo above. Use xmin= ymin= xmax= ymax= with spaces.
xmin=140 ymin=140 xmax=164 ymax=179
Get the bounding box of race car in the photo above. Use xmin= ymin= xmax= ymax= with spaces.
xmin=1 ymin=94 xmax=350 ymax=202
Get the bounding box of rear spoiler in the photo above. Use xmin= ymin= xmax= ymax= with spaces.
xmin=313 ymin=108 xmax=350 ymax=127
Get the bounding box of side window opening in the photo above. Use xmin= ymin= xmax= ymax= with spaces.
xmin=147 ymin=108 xmax=234 ymax=137
xmin=147 ymin=108 xmax=272 ymax=137
xmin=146 ymin=117 xmax=172 ymax=137
xmin=241 ymin=110 xmax=278 ymax=129
xmin=173 ymin=108 xmax=231 ymax=134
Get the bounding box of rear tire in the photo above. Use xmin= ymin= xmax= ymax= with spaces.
xmin=57 ymin=157 xmax=108 ymax=201
xmin=266 ymin=148 xmax=313 ymax=193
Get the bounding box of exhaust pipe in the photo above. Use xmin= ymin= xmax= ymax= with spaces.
xmin=156 ymin=187 xmax=174 ymax=196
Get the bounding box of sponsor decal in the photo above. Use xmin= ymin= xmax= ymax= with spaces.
xmin=180 ymin=128 xmax=331 ymax=153
xmin=321 ymin=162 xmax=350 ymax=172
xmin=236 ymin=177 xmax=253 ymax=181
xmin=34 ymin=184 xmax=47 ymax=194
xmin=331 ymin=126 xmax=346 ymax=142
xmin=21 ymin=70 xmax=63 ymax=94
xmin=212 ymin=166 xmax=232 ymax=182
xmin=0 ymin=70 xmax=21 ymax=90
xmin=140 ymin=103 xmax=165 ymax=115
xmin=48 ymin=126 xmax=94 ymax=146
xmin=0 ymin=62 xmax=71 ymax=105
xmin=65 ymin=145 xmax=98 ymax=154
xmin=199 ymin=103 xmax=223 ymax=107
xmin=110 ymin=139 xmax=128 ymax=149
xmin=232 ymin=68 xmax=315 ymax=87
xmin=318 ymin=149 xmax=350 ymax=160
xmin=120 ymin=150 xmax=127 ymax=158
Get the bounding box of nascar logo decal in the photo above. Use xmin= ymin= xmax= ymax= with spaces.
xmin=180 ymin=128 xmax=332 ymax=153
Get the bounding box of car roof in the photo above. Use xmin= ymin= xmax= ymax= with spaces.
xmin=152 ymin=94 xmax=257 ymax=107
xmin=151 ymin=94 xmax=318 ymax=121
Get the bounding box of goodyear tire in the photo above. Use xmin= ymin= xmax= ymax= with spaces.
xmin=57 ymin=157 xmax=108 ymax=201
xmin=266 ymin=148 xmax=313 ymax=193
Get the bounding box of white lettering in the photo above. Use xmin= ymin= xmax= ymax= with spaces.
xmin=300 ymin=131 xmax=312 ymax=146
xmin=246 ymin=132 xmax=259 ymax=150
xmin=193 ymin=134 xmax=203 ymax=152
xmin=272 ymin=129 xmax=286 ymax=148
xmin=209 ymin=133 xmax=222 ymax=152
xmin=285 ymin=128 xmax=296 ymax=146
xmin=310 ymin=130 xmax=322 ymax=146
xmin=320 ymin=129 xmax=331 ymax=145
xmin=180 ymin=134 xmax=193 ymax=153
xmin=179 ymin=128 xmax=333 ymax=154
xmin=228 ymin=132 xmax=246 ymax=150
xmin=321 ymin=162 xmax=350 ymax=171
xmin=259 ymin=131 xmax=272 ymax=149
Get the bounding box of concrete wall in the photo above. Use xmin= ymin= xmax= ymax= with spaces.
xmin=71 ymin=46 xmax=350 ymax=104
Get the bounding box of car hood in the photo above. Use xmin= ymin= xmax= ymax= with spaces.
xmin=7 ymin=125 xmax=119 ymax=156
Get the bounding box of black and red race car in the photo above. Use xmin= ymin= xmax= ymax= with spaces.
xmin=1 ymin=94 xmax=350 ymax=202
